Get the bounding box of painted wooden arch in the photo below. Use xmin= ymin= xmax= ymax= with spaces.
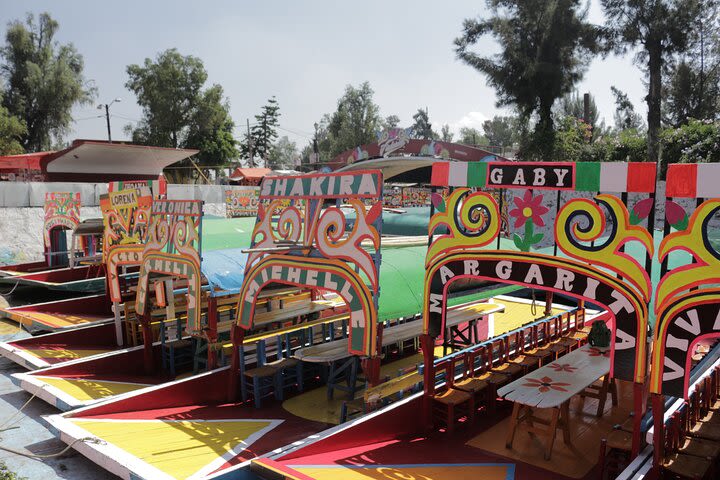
xmin=134 ymin=199 xmax=203 ymax=333
xmin=423 ymin=186 xmax=653 ymax=383
xmin=651 ymin=196 xmax=720 ymax=397
xmin=237 ymin=255 xmax=377 ymax=356
xmin=651 ymin=289 xmax=720 ymax=397
xmin=424 ymin=250 xmax=648 ymax=382
xmin=43 ymin=192 xmax=81 ymax=248
xmin=328 ymin=129 xmax=507 ymax=170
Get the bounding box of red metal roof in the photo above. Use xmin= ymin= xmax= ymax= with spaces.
xmin=229 ymin=167 xmax=273 ymax=180
xmin=0 ymin=152 xmax=50 ymax=171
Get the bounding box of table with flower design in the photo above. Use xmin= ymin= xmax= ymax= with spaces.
xmin=497 ymin=344 xmax=611 ymax=459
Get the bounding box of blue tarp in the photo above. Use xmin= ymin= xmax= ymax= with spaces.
xmin=201 ymin=248 xmax=248 ymax=295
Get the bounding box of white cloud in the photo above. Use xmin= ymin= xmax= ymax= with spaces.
xmin=449 ymin=111 xmax=489 ymax=135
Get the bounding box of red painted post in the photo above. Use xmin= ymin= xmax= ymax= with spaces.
xmin=420 ymin=334 xmax=435 ymax=430
xmin=140 ymin=313 xmax=154 ymax=375
xmin=228 ymin=324 xmax=244 ymax=402
xmin=207 ymin=296 xmax=218 ymax=370
xmin=651 ymin=393 xmax=664 ymax=469
xmin=544 ymin=291 xmax=553 ymax=316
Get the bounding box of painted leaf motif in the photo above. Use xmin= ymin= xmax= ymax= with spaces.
xmin=513 ymin=234 xmax=526 ymax=251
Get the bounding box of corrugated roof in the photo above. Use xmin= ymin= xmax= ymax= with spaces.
xmin=0 ymin=152 xmax=50 ymax=170
xmin=229 ymin=167 xmax=273 ymax=180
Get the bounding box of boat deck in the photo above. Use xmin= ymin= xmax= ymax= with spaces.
xmin=258 ymin=379 xmax=634 ymax=480
xmin=42 ymin=296 xmax=574 ymax=480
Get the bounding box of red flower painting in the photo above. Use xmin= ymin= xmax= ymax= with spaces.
xmin=522 ymin=376 xmax=571 ymax=393
xmin=588 ymin=347 xmax=611 ymax=357
xmin=509 ymin=190 xmax=550 ymax=229
xmin=549 ymin=363 xmax=577 ymax=373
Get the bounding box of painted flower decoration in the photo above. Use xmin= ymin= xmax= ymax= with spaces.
xmin=510 ymin=190 xmax=550 ymax=228
xmin=549 ymin=363 xmax=577 ymax=373
xmin=587 ymin=347 xmax=611 ymax=357
xmin=665 ymin=200 xmax=688 ymax=230
xmin=522 ymin=376 xmax=571 ymax=393
xmin=510 ymin=191 xmax=549 ymax=252
xmin=630 ymin=197 xmax=654 ymax=225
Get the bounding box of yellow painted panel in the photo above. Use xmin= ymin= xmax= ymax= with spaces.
xmin=293 ymin=465 xmax=510 ymax=480
xmin=34 ymin=376 xmax=148 ymax=401
xmin=24 ymin=347 xmax=111 ymax=361
xmin=0 ymin=319 xmax=22 ymax=335
xmin=71 ymin=419 xmax=273 ymax=480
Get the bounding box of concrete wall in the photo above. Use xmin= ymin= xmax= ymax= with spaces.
xmin=0 ymin=183 xmax=255 ymax=265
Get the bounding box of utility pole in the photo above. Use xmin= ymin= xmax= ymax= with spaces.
xmin=97 ymin=97 xmax=121 ymax=143
xmin=246 ymin=118 xmax=254 ymax=167
xmin=104 ymin=105 xmax=112 ymax=142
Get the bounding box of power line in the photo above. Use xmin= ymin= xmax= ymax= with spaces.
xmin=111 ymin=114 xmax=141 ymax=122
xmin=73 ymin=115 xmax=104 ymax=122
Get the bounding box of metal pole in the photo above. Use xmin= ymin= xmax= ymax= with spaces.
xmin=105 ymin=104 xmax=112 ymax=142
xmin=247 ymin=118 xmax=254 ymax=168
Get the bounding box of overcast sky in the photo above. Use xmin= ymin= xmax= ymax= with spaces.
xmin=1 ymin=0 xmax=646 ymax=151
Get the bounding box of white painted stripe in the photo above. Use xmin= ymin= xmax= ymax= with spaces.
xmin=696 ymin=163 xmax=720 ymax=198
xmin=448 ymin=162 xmax=468 ymax=187
xmin=599 ymin=162 xmax=628 ymax=192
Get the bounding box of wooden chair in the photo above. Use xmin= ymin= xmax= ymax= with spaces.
xmin=431 ymin=359 xmax=474 ymax=433
xmin=662 ymin=410 xmax=715 ymax=480
xmin=580 ymin=374 xmax=618 ymax=417
xmin=521 ymin=323 xmax=555 ymax=365
xmin=243 ymin=365 xmax=280 ymax=409
xmin=489 ymin=338 xmax=524 ymax=378
xmin=452 ymin=352 xmax=490 ymax=412
xmin=510 ymin=328 xmax=542 ymax=373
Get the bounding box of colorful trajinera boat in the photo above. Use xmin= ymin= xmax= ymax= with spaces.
xmin=10 ymin=137 xmax=720 ymax=480
xmin=0 ymin=191 xmax=107 ymax=294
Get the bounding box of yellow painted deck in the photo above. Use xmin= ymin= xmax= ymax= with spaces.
xmin=22 ymin=347 xmax=113 ymax=362
xmin=34 ymin=376 xmax=150 ymax=401
xmin=0 ymin=318 xmax=22 ymax=335
xmin=289 ymin=464 xmax=512 ymax=480
xmin=70 ymin=418 xmax=278 ymax=480
xmin=282 ymin=298 xmax=570 ymax=425
xmin=6 ymin=311 xmax=107 ymax=329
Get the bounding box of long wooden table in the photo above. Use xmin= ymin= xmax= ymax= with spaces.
xmin=497 ymin=344 xmax=611 ymax=459
xmin=294 ymin=301 xmax=505 ymax=400
xmin=294 ymin=301 xmax=506 ymax=363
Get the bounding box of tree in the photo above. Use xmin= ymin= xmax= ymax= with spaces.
xmin=325 ymin=82 xmax=382 ymax=157
xmin=455 ymin=1 xmax=600 ymax=160
xmin=0 ymin=95 xmax=26 ymax=155
xmin=125 ymin=49 xmax=238 ymax=181
xmin=185 ymin=85 xmax=237 ymax=168
xmin=663 ymin=1 xmax=720 ymax=126
xmin=268 ymin=136 xmax=298 ymax=170
xmin=458 ymin=127 xmax=489 ymax=145
xmin=556 ymin=91 xmax=607 ymax=137
xmin=602 ymin=0 xmax=703 ymax=165
xmin=441 ymin=124 xmax=454 ymax=142
xmin=611 ymin=86 xmax=644 ymax=131
xmin=482 ymin=115 xmax=517 ymax=147
xmin=241 ymin=97 xmax=280 ymax=167
xmin=384 ymin=115 xmax=400 ymax=129
xmin=410 ymin=108 xmax=436 ymax=139
xmin=1 ymin=13 xmax=95 ymax=151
